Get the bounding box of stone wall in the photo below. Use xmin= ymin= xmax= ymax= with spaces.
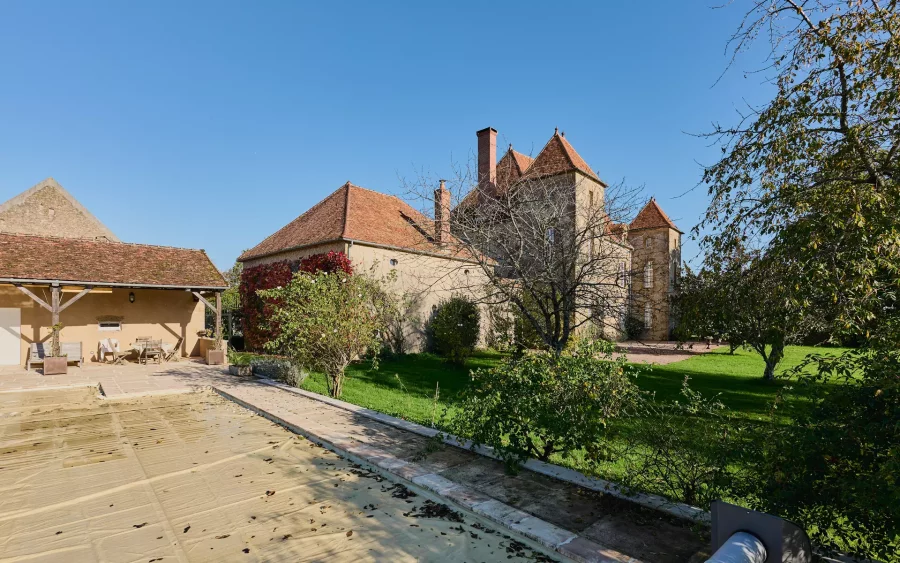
xmin=0 ymin=180 xmax=117 ymax=240
xmin=627 ymin=227 xmax=681 ymax=340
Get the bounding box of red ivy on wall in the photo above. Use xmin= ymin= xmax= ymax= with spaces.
xmin=239 ymin=251 xmax=354 ymax=351
xmin=299 ymin=251 xmax=353 ymax=275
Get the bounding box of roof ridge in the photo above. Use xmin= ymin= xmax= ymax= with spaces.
xmin=0 ymin=231 xmax=209 ymax=253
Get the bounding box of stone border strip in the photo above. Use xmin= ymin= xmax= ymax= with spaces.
xmin=253 ymin=377 xmax=709 ymax=524
xmin=213 ymin=385 xmax=641 ymax=563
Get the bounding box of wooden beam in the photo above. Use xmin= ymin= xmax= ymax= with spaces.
xmin=215 ymin=292 xmax=222 ymax=344
xmin=16 ymin=285 xmax=52 ymax=312
xmin=59 ymin=287 xmax=92 ymax=313
xmin=191 ymin=291 xmax=216 ymax=313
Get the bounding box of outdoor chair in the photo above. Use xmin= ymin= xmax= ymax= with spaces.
xmin=140 ymin=339 xmax=163 ymax=365
xmin=163 ymin=337 xmax=184 ymax=362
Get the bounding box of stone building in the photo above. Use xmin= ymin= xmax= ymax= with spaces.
xmin=458 ymin=127 xmax=682 ymax=341
xmin=626 ymin=199 xmax=683 ymax=340
xmin=238 ymin=182 xmax=489 ymax=352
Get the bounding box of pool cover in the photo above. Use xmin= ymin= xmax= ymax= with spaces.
xmin=0 ymin=388 xmax=555 ymax=562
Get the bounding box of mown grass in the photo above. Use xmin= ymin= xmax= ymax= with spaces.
xmin=297 ymin=345 xmax=847 ymax=428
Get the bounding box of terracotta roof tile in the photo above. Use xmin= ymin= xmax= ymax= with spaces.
xmin=629 ymin=198 xmax=681 ymax=232
xmin=526 ymin=131 xmax=601 ymax=182
xmin=239 ymin=183 xmax=477 ymax=262
xmin=0 ymin=233 xmax=225 ymax=287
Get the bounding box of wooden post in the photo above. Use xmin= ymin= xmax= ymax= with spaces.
xmin=215 ymin=292 xmax=222 ymax=345
xmin=51 ymin=285 xmax=60 ymax=327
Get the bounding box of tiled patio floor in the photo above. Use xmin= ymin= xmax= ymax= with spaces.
xmin=0 ymin=359 xmax=232 ymax=398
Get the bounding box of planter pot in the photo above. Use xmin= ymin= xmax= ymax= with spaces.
xmin=228 ymin=364 xmax=252 ymax=377
xmin=207 ymin=350 xmax=226 ymax=365
xmin=43 ymin=357 xmax=68 ymax=375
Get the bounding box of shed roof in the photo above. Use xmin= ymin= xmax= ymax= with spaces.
xmin=0 ymin=233 xmax=226 ymax=289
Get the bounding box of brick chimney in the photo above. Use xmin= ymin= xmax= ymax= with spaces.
xmin=476 ymin=127 xmax=497 ymax=189
xmin=434 ymin=179 xmax=451 ymax=244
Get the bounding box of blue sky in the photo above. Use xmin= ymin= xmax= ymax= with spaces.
xmin=0 ymin=1 xmax=771 ymax=269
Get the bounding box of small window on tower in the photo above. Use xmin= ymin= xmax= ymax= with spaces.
xmin=390 ymin=258 xmax=398 ymax=267
xmin=644 ymin=262 xmax=654 ymax=288
xmin=645 ymin=237 xmax=653 ymax=248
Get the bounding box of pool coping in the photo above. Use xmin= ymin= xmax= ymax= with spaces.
xmin=251 ymin=377 xmax=709 ymax=524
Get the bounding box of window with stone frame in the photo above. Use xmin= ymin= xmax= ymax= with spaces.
xmin=643 ymin=261 xmax=653 ymax=288
xmin=644 ymin=302 xmax=652 ymax=329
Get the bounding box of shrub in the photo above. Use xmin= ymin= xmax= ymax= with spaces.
xmin=249 ymin=355 xmax=308 ymax=386
xmin=239 ymin=252 xmax=354 ymax=352
xmin=368 ymin=269 xmax=421 ymax=356
xmin=618 ymin=378 xmax=748 ymax=508
xmin=239 ymin=261 xmax=293 ymax=351
xmin=623 ymin=316 xmax=645 ymax=340
xmin=449 ymin=339 xmax=641 ymax=470
xmin=430 ymin=296 xmax=480 ymax=364
xmin=260 ymin=271 xmax=382 ymax=398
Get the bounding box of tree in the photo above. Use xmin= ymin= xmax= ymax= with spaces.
xmin=405 ymin=166 xmax=645 ymax=354
xmin=675 ymin=250 xmax=810 ymax=379
xmin=702 ymin=1 xmax=900 ymax=556
xmin=259 ymin=271 xmax=382 ymax=398
xmin=429 ymin=295 xmax=481 ymax=364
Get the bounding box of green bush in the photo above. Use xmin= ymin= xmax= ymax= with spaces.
xmin=623 ymin=316 xmax=645 ymax=340
xmin=449 ymin=339 xmax=641 ymax=470
xmin=430 ymin=296 xmax=480 ymax=364
xmin=618 ymin=378 xmax=749 ymax=508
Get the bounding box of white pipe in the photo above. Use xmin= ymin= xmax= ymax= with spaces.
xmin=707 ymin=531 xmax=767 ymax=563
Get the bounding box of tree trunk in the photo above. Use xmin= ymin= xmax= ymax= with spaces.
xmin=327 ymin=370 xmax=344 ymax=398
xmin=762 ymin=343 xmax=784 ymax=381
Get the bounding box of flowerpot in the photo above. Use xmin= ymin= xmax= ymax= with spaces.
xmin=44 ymin=356 xmax=68 ymax=375
xmin=207 ymin=350 xmax=226 ymax=365
xmin=228 ymin=364 xmax=252 ymax=377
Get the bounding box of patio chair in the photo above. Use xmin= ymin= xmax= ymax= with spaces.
xmin=163 ymin=337 xmax=184 ymax=363
xmin=140 ymin=339 xmax=163 ymax=365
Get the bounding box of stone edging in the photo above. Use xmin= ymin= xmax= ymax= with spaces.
xmin=255 ymin=377 xmax=710 ymax=524
xmin=212 ymin=385 xmax=643 ymax=563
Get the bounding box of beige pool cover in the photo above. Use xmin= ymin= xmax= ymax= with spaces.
xmin=0 ymin=388 xmax=553 ymax=562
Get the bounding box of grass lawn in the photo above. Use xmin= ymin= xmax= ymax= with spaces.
xmin=298 ymin=345 xmax=847 ymax=428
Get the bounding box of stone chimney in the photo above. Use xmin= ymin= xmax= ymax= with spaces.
xmin=434 ymin=179 xmax=451 ymax=244
xmin=476 ymin=127 xmax=497 ymax=189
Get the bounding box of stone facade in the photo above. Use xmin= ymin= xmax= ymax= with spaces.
xmin=627 ymin=225 xmax=681 ymax=340
xmin=0 ymin=178 xmax=118 ymax=241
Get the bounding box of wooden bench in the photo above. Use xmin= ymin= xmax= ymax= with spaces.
xmin=26 ymin=342 xmax=84 ymax=370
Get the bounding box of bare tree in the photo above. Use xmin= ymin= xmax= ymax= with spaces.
xmin=403 ymin=150 xmax=646 ymax=353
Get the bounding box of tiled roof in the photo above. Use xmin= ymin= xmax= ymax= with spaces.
xmin=0 ymin=233 xmax=226 ymax=288
xmin=239 ymin=183 xmax=476 ymax=262
xmin=629 ymin=198 xmax=681 ymax=232
xmin=496 ymin=147 xmax=534 ymax=189
xmin=456 ymin=129 xmax=604 ymax=213
xmin=525 ymin=131 xmax=602 ymax=182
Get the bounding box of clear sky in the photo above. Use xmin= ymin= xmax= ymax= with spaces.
xmin=0 ymin=1 xmax=772 ymax=269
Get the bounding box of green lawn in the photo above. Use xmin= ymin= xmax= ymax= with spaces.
xmin=298 ymin=345 xmax=847 ymax=428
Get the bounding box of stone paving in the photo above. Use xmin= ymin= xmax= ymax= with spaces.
xmin=0 ymin=359 xmax=231 ymax=397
